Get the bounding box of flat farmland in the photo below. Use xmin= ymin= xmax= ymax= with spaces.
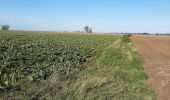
xmin=0 ymin=31 xmax=156 ymax=99
xmin=131 ymin=35 xmax=170 ymax=100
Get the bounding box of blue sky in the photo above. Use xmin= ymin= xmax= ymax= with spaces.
xmin=0 ymin=0 xmax=170 ymax=33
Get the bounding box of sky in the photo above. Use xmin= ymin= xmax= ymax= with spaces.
xmin=0 ymin=0 xmax=170 ymax=33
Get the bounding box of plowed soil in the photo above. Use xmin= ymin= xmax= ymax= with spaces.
xmin=131 ymin=35 xmax=170 ymax=100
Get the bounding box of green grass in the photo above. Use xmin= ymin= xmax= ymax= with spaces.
xmin=0 ymin=31 xmax=156 ymax=99
xmin=56 ymin=35 xmax=156 ymax=100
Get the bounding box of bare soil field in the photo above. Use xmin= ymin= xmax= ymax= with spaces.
xmin=131 ymin=35 xmax=170 ymax=100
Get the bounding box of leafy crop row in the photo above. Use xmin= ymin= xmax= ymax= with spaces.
xmin=0 ymin=31 xmax=120 ymax=93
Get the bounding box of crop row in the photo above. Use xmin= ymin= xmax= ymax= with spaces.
xmin=0 ymin=31 xmax=120 ymax=92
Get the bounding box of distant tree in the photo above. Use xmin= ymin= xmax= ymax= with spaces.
xmin=84 ymin=26 xmax=89 ymax=33
xmin=1 ymin=25 xmax=10 ymax=30
xmin=84 ymin=26 xmax=92 ymax=33
xmin=142 ymin=33 xmax=150 ymax=35
xmin=89 ymin=27 xmax=92 ymax=33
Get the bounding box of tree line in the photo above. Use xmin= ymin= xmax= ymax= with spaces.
xmin=1 ymin=25 xmax=93 ymax=33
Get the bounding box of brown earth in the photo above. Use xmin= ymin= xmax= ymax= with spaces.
xmin=131 ymin=35 xmax=170 ymax=100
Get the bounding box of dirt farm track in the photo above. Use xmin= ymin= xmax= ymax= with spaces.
xmin=131 ymin=35 xmax=170 ymax=100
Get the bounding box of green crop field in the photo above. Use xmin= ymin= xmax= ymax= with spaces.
xmin=0 ymin=31 xmax=156 ymax=100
